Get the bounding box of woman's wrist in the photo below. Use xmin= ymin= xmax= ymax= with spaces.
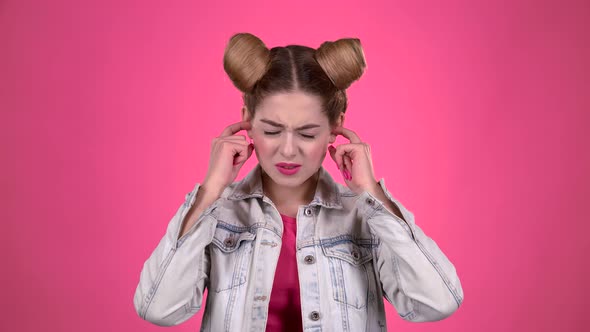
xmin=179 ymin=185 xmax=221 ymax=239
xmin=199 ymin=183 xmax=224 ymax=201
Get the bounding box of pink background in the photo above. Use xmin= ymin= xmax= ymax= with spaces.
xmin=1 ymin=0 xmax=588 ymax=331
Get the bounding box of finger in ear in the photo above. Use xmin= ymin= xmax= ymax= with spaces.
xmin=328 ymin=145 xmax=341 ymax=170
xmin=248 ymin=143 xmax=254 ymax=156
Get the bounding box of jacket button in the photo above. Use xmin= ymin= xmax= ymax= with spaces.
xmin=224 ymin=237 xmax=235 ymax=247
xmin=304 ymin=255 xmax=315 ymax=264
xmin=351 ymin=250 xmax=360 ymax=260
xmin=309 ymin=311 xmax=320 ymax=321
xmin=366 ymin=198 xmax=375 ymax=206
xmin=304 ymin=208 xmax=313 ymax=216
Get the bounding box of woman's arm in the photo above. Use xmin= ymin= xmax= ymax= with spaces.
xmin=133 ymin=182 xmax=221 ymax=326
xmin=359 ymin=178 xmax=464 ymax=322
xmin=179 ymin=185 xmax=224 ymax=238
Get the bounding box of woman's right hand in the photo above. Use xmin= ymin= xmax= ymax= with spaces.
xmin=201 ymin=120 xmax=255 ymax=195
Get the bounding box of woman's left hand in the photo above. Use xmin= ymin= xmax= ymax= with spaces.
xmin=328 ymin=126 xmax=378 ymax=195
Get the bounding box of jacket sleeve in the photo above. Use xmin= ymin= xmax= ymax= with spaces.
xmin=133 ymin=182 xmax=219 ymax=326
xmin=358 ymin=178 xmax=464 ymax=322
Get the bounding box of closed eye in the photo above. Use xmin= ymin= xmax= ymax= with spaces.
xmin=263 ymin=131 xmax=316 ymax=139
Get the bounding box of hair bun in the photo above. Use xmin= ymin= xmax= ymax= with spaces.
xmin=315 ymin=38 xmax=367 ymax=90
xmin=223 ymin=33 xmax=271 ymax=93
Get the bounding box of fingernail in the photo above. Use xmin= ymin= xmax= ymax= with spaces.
xmin=344 ymin=170 xmax=351 ymax=180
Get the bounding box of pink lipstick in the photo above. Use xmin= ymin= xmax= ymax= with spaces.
xmin=276 ymin=163 xmax=301 ymax=175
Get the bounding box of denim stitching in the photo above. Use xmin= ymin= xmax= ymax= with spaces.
xmin=399 ymin=309 xmax=415 ymax=320
xmin=328 ymin=257 xmax=339 ymax=303
xmin=328 ymin=250 xmax=370 ymax=310
xmin=224 ymin=237 xmax=254 ymax=330
xmin=216 ymin=220 xmax=254 ymax=233
xmin=342 ymin=292 xmax=350 ymax=332
xmin=212 ymin=240 xmax=249 ymax=293
xmin=337 ymin=258 xmax=347 ymax=306
xmin=318 ymin=235 xmax=379 ymax=247
xmin=414 ymin=239 xmax=463 ymax=306
xmin=140 ymin=247 xmax=176 ymax=319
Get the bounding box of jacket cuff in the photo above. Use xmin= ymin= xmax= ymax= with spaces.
xmin=166 ymin=182 xmax=218 ymax=248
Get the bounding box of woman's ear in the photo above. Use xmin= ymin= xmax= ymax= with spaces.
xmin=242 ymin=106 xmax=253 ymax=138
xmin=329 ymin=113 xmax=345 ymax=144
xmin=329 ymin=133 xmax=336 ymax=144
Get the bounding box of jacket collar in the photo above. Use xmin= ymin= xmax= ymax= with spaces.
xmin=226 ymin=163 xmax=343 ymax=209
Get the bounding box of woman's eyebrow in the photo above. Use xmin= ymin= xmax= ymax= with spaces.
xmin=260 ymin=119 xmax=321 ymax=130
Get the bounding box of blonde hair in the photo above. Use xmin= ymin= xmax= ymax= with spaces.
xmin=223 ymin=32 xmax=367 ymax=126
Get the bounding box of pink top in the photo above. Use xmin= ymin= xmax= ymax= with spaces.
xmin=265 ymin=213 xmax=303 ymax=332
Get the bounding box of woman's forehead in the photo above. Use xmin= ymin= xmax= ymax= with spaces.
xmin=255 ymin=92 xmax=328 ymax=126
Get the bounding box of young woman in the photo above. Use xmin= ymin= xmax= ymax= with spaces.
xmin=134 ymin=33 xmax=464 ymax=331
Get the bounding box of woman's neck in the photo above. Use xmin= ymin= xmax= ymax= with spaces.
xmin=261 ymin=168 xmax=320 ymax=208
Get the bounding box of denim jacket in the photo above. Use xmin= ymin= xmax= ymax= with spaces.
xmin=134 ymin=164 xmax=464 ymax=331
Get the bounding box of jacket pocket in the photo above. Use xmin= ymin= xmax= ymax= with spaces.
xmin=321 ymin=239 xmax=377 ymax=310
xmin=209 ymin=222 xmax=256 ymax=293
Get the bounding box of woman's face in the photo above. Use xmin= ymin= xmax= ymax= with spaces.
xmin=244 ymin=91 xmax=340 ymax=189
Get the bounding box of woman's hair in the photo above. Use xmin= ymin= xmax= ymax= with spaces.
xmin=223 ymin=33 xmax=367 ymax=126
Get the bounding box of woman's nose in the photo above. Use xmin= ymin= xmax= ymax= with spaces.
xmin=279 ymin=133 xmax=297 ymax=158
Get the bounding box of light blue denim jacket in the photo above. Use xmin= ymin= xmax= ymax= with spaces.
xmin=134 ymin=164 xmax=464 ymax=331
